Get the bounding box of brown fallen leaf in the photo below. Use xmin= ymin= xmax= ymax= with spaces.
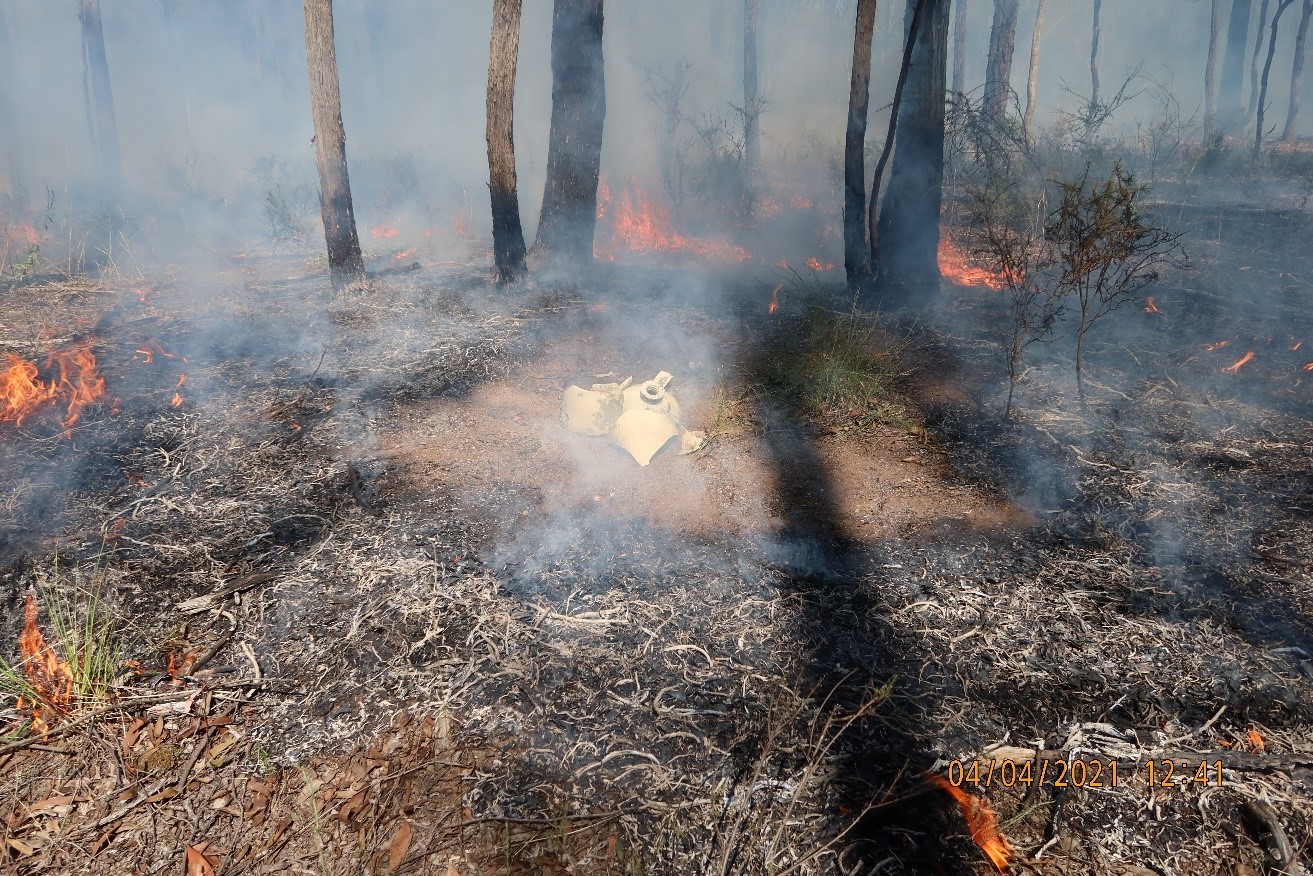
xmin=185 ymin=842 xmax=220 ymax=876
xmin=7 ymin=838 xmax=37 ymax=856
xmin=338 ymin=788 xmax=367 ymax=824
xmin=388 ymin=820 xmax=413 ymax=873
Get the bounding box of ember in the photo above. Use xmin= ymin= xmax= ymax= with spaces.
xmin=1202 ymin=340 xmax=1229 ymax=351
xmin=1222 ymin=350 xmax=1255 ymax=373
xmin=1 ymin=344 xmax=106 ymax=433
xmin=1143 ymin=296 xmax=1160 ymax=313
xmin=938 ymin=233 xmax=1008 ymax=289
xmin=768 ymin=283 xmax=782 ymax=316
xmin=805 ymin=257 xmax=835 ymax=271
xmin=370 ymin=225 xmax=400 ymax=241
xmin=927 ymin=773 xmax=1012 ymax=873
xmin=15 ymin=594 xmax=75 ymax=735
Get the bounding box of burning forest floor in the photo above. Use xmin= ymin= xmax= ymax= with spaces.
xmin=0 ymin=219 xmax=1312 ymax=876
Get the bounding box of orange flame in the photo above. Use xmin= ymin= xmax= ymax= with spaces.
xmin=757 ymin=196 xmax=783 ymax=218
xmin=596 ymin=181 xmax=751 ymax=263
xmin=1222 ymin=351 xmax=1255 ymax=373
xmin=15 ymin=594 xmax=75 ymax=735
xmin=938 ymin=234 xmax=1008 ymax=290
xmin=171 ymin=392 xmax=184 ymax=408
xmin=805 ymin=257 xmax=835 ymax=272
xmin=927 ymin=774 xmax=1012 ymax=873
xmin=1143 ymin=297 xmax=1160 ymax=314
xmin=451 ymin=211 xmax=470 ymax=239
xmin=1304 ymin=362 xmax=1313 ymax=372
xmin=790 ymin=194 xmax=813 ymax=209
xmin=370 ymin=225 xmax=400 ymax=241
xmin=1289 ymin=340 xmax=1303 ymax=351
xmin=392 ymin=248 xmax=415 ymax=262
xmin=768 ymin=283 xmax=782 ymax=316
xmin=1247 ymin=728 xmax=1265 ymax=752
xmin=596 ymin=181 xmax=611 ymax=219
xmin=2 ymin=344 xmax=105 ymax=434
xmin=1202 ymin=340 xmax=1229 ymax=352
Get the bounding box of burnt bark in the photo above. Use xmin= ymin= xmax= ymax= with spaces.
xmin=1281 ymin=0 xmax=1313 ymax=141
xmin=1023 ymin=0 xmax=1047 ymax=141
xmin=1090 ymin=0 xmax=1103 ymax=109
xmin=303 ymin=0 xmax=365 ymax=290
xmin=843 ymin=0 xmax=879 ymax=291
xmin=869 ymin=0 xmax=950 ymax=311
xmin=983 ymin=0 xmax=1019 ymax=122
xmin=1222 ymin=0 xmax=1255 ymax=112
xmin=952 ymin=0 xmax=968 ymax=95
xmin=535 ymin=0 xmax=606 ymax=268
xmin=78 ymin=0 xmax=122 ymax=194
xmin=1206 ymin=0 xmax=1224 ymax=134
xmin=743 ymin=0 xmax=761 ymax=180
xmin=1248 ymin=0 xmax=1272 ymax=123
xmin=487 ymin=0 xmax=527 ymax=283
xmin=1255 ymin=0 xmax=1297 ymax=157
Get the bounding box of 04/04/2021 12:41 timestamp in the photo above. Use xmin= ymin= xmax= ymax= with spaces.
xmin=945 ymin=758 xmax=1226 ymax=789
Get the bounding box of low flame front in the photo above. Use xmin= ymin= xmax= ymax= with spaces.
xmin=1 ymin=343 xmax=105 ymax=434
xmin=596 ymin=181 xmax=750 ymax=263
xmin=938 ymin=234 xmax=1009 ymax=290
xmin=927 ymin=773 xmax=1012 ymax=873
xmin=16 ymin=594 xmax=75 ymax=735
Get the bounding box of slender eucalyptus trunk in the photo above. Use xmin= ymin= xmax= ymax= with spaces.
xmin=870 ymin=0 xmax=950 ymax=311
xmin=487 ymin=0 xmax=527 ymax=283
xmin=78 ymin=0 xmax=122 ymax=194
xmin=535 ymin=0 xmax=606 ymax=267
xmin=983 ymin=0 xmax=1019 ymax=123
xmin=1248 ymin=0 xmax=1272 ymax=123
xmin=951 ymin=0 xmax=967 ymax=95
xmin=843 ymin=0 xmax=878 ymax=292
xmin=303 ymin=0 xmax=365 ymax=290
xmin=1222 ymin=0 xmax=1255 ymax=112
xmin=1255 ymin=0 xmax=1298 ymax=157
xmin=1282 ymin=0 xmax=1313 ymax=141
xmin=743 ymin=0 xmax=761 ymax=184
xmin=1090 ymin=0 xmax=1102 ymax=109
xmin=1205 ymin=0 xmax=1224 ymax=134
xmin=1023 ymin=0 xmax=1047 ymax=142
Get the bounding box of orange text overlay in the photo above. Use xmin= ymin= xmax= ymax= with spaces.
xmin=945 ymin=758 xmax=1225 ymax=790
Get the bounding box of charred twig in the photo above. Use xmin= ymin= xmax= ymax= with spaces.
xmin=1242 ymin=798 xmax=1308 ymax=876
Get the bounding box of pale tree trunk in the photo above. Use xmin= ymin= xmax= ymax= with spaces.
xmin=1282 ymin=0 xmax=1313 ymax=141
xmin=1222 ymin=0 xmax=1254 ymax=112
xmin=535 ymin=0 xmax=606 ymax=267
xmin=870 ymin=0 xmax=950 ymax=311
xmin=78 ymin=0 xmax=122 ymax=195
xmin=1248 ymin=0 xmax=1272 ymax=123
xmin=1090 ymin=0 xmax=1102 ymax=108
xmin=1205 ymin=0 xmax=1224 ymax=134
xmin=952 ymin=0 xmax=968 ymax=95
xmin=487 ymin=0 xmax=527 ymax=283
xmin=1023 ymin=0 xmax=1047 ymax=141
xmin=303 ymin=0 xmax=365 ymax=290
xmin=743 ymin=0 xmax=761 ymax=182
xmin=843 ymin=0 xmax=878 ymax=292
xmin=1255 ymin=0 xmax=1298 ymax=156
xmin=983 ymin=0 xmax=1019 ymax=123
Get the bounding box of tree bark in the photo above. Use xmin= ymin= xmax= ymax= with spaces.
xmin=1222 ymin=0 xmax=1255 ymax=112
xmin=743 ymin=0 xmax=761 ymax=180
xmin=870 ymin=0 xmax=950 ymax=311
xmin=1282 ymin=0 xmax=1313 ymax=141
xmin=303 ymin=0 xmax=365 ymax=290
xmin=1255 ymin=0 xmax=1297 ymax=156
xmin=952 ymin=0 xmax=968 ymax=95
xmin=1205 ymin=0 xmax=1224 ymax=134
xmin=1023 ymin=0 xmax=1047 ymax=141
xmin=487 ymin=0 xmax=527 ymax=283
xmin=983 ymin=0 xmax=1019 ymax=123
xmin=1248 ymin=0 xmax=1272 ymax=123
xmin=1090 ymin=0 xmax=1102 ymax=108
xmin=843 ymin=0 xmax=878 ymax=292
xmin=78 ymin=0 xmax=122 ymax=194
xmin=535 ymin=0 xmax=606 ymax=267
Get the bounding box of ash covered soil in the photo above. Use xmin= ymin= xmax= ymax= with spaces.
xmin=1 ymin=230 xmax=1312 ymax=875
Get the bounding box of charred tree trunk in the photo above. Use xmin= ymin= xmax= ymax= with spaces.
xmin=743 ymin=0 xmax=761 ymax=184
xmin=303 ymin=0 xmax=365 ymax=290
xmin=1023 ymin=0 xmax=1047 ymax=141
xmin=78 ymin=0 xmax=122 ymax=195
xmin=1087 ymin=0 xmax=1103 ymax=109
xmin=535 ymin=0 xmax=606 ymax=267
xmin=1255 ymin=0 xmax=1297 ymax=157
xmin=1282 ymin=0 xmax=1313 ymax=141
xmin=1248 ymin=0 xmax=1272 ymax=123
xmin=487 ymin=0 xmax=527 ymax=283
xmin=952 ymin=0 xmax=968 ymax=95
xmin=843 ymin=0 xmax=878 ymax=292
xmin=1222 ymin=0 xmax=1255 ymax=112
xmin=1205 ymin=0 xmax=1224 ymax=134
xmin=983 ymin=0 xmax=1019 ymax=123
xmin=870 ymin=0 xmax=950 ymax=311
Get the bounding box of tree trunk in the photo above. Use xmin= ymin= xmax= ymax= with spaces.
xmin=535 ymin=0 xmax=606 ymax=267
xmin=1222 ymin=0 xmax=1254 ymax=112
xmin=951 ymin=0 xmax=968 ymax=95
xmin=1282 ymin=0 xmax=1313 ymax=141
xmin=1090 ymin=0 xmax=1102 ymax=108
xmin=1023 ymin=0 xmax=1047 ymax=141
xmin=1255 ymin=0 xmax=1297 ymax=157
xmin=870 ymin=0 xmax=950 ymax=311
xmin=843 ymin=0 xmax=878 ymax=292
xmin=303 ymin=0 xmax=365 ymax=291
xmin=1248 ymin=0 xmax=1272 ymax=123
xmin=983 ymin=0 xmax=1019 ymax=122
xmin=487 ymin=0 xmax=527 ymax=283
xmin=743 ymin=0 xmax=761 ymax=181
xmin=78 ymin=0 xmax=122 ymax=194
xmin=1205 ymin=0 xmax=1224 ymax=134
xmin=0 ymin=2 xmax=26 ymax=201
